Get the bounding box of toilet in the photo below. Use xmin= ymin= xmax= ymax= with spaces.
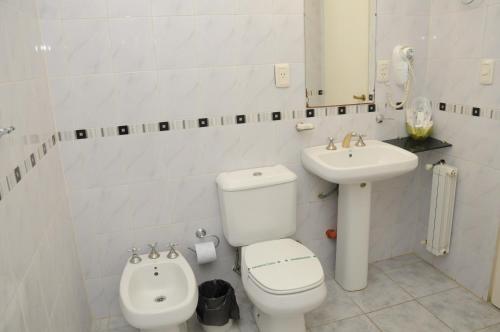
xmin=216 ymin=165 xmax=327 ymax=332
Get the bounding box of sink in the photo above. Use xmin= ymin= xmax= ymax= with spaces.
xmin=302 ymin=140 xmax=418 ymax=184
xmin=301 ymin=139 xmax=418 ymax=291
xmin=120 ymin=251 xmax=198 ymax=332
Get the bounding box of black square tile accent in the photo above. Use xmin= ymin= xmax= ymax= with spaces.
xmin=369 ymin=94 xmax=374 ymax=101
xmin=118 ymin=125 xmax=130 ymax=135
xmin=198 ymin=118 xmax=209 ymax=128
xmin=14 ymin=167 xmax=21 ymax=183
xmin=396 ymin=102 xmax=404 ymax=110
xmin=306 ymin=109 xmax=315 ymax=118
xmin=472 ymin=107 xmax=481 ymax=117
xmin=368 ymin=104 xmax=376 ymax=112
xmin=30 ymin=154 xmax=36 ymax=167
xmin=158 ymin=121 xmax=170 ymax=131
xmin=236 ymin=115 xmax=246 ymax=124
xmin=318 ymin=90 xmax=324 ymax=96
xmin=439 ymin=102 xmax=447 ymax=111
xmin=338 ymin=106 xmax=346 ymax=115
xmin=75 ymin=129 xmax=88 ymax=140
xmin=272 ymin=112 xmax=281 ymax=121
xmin=42 ymin=143 xmax=47 ymax=155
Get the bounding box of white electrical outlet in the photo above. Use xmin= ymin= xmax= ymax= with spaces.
xmin=275 ymin=63 xmax=290 ymax=88
xmin=480 ymin=59 xmax=495 ymax=85
xmin=377 ymin=60 xmax=390 ymax=82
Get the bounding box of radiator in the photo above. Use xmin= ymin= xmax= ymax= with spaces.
xmin=426 ymin=164 xmax=458 ymax=256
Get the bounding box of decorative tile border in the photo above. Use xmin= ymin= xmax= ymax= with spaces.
xmin=0 ymin=105 xmax=378 ymax=204
xmin=58 ymin=104 xmax=378 ymax=142
xmin=2 ymin=100 xmax=498 ymax=204
xmin=0 ymin=132 xmax=58 ymax=203
xmin=434 ymin=101 xmax=500 ymax=121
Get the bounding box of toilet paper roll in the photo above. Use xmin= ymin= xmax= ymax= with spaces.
xmin=195 ymin=242 xmax=217 ymax=264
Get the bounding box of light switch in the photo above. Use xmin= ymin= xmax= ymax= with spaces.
xmin=275 ymin=63 xmax=290 ymax=88
xmin=377 ymin=60 xmax=390 ymax=82
xmin=480 ymin=59 xmax=495 ymax=85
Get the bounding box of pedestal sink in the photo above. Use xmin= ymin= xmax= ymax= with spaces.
xmin=302 ymin=140 xmax=418 ymax=291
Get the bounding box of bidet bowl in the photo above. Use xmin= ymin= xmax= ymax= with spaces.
xmin=120 ymin=252 xmax=198 ymax=331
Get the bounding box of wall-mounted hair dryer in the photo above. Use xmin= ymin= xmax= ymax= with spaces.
xmin=392 ymin=45 xmax=415 ymax=86
xmin=386 ymin=45 xmax=415 ymax=109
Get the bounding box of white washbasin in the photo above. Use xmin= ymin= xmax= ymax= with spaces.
xmin=120 ymin=251 xmax=197 ymax=332
xmin=301 ymin=139 xmax=419 ymax=291
xmin=301 ymin=140 xmax=418 ymax=184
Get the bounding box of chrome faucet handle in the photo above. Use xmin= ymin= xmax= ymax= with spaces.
xmin=148 ymin=242 xmax=160 ymax=259
xmin=355 ymin=135 xmax=367 ymax=147
xmin=166 ymin=243 xmax=179 ymax=259
xmin=128 ymin=247 xmax=142 ymax=264
xmin=326 ymin=137 xmax=337 ymax=151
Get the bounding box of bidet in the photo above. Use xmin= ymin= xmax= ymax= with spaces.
xmin=120 ymin=249 xmax=198 ymax=332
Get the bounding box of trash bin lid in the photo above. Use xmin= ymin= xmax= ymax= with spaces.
xmin=244 ymin=239 xmax=324 ymax=295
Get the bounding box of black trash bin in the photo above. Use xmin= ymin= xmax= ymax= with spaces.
xmin=197 ymin=280 xmax=240 ymax=330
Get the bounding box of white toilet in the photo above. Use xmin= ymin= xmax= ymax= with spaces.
xmin=216 ymin=165 xmax=327 ymax=332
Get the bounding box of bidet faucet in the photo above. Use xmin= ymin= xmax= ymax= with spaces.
xmin=166 ymin=243 xmax=179 ymax=259
xmin=128 ymin=247 xmax=142 ymax=264
xmin=148 ymin=242 xmax=160 ymax=259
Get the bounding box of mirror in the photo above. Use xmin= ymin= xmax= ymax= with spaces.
xmin=305 ymin=0 xmax=376 ymax=107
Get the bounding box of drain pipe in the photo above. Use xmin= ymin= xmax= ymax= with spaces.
xmin=318 ymin=184 xmax=339 ymax=199
xmin=233 ymin=247 xmax=241 ymax=276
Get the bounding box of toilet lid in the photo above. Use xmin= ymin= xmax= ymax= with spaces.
xmin=244 ymin=239 xmax=324 ymax=295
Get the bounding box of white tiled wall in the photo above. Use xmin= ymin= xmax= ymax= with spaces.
xmin=412 ymin=0 xmax=500 ymax=300
xmin=39 ymin=0 xmax=306 ymax=130
xmin=0 ymin=0 xmax=91 ymax=331
xmin=38 ymin=0 xmax=432 ymax=321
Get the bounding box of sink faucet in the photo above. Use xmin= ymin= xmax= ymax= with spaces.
xmin=342 ymin=132 xmax=367 ymax=148
xmin=342 ymin=132 xmax=358 ymax=148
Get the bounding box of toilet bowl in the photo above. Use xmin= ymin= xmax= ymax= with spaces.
xmin=216 ymin=165 xmax=327 ymax=332
xmin=241 ymin=239 xmax=326 ymax=332
xmin=119 ymin=251 xmax=198 ymax=332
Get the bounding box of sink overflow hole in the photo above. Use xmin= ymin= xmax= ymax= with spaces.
xmin=155 ymin=296 xmax=166 ymax=303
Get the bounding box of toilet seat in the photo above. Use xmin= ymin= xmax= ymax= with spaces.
xmin=244 ymin=239 xmax=324 ymax=295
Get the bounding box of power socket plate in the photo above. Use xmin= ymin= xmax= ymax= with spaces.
xmin=275 ymin=63 xmax=290 ymax=88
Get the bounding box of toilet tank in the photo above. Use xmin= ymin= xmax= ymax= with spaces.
xmin=216 ymin=165 xmax=298 ymax=247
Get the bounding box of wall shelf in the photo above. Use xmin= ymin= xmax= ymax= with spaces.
xmin=384 ymin=137 xmax=452 ymax=153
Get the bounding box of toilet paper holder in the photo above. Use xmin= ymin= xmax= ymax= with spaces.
xmin=188 ymin=228 xmax=221 ymax=253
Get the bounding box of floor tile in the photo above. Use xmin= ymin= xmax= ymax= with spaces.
xmin=418 ymin=287 xmax=500 ymax=332
xmin=91 ymin=318 xmax=108 ymax=332
xmin=108 ymin=316 xmax=136 ymax=331
xmin=384 ymin=261 xmax=458 ymax=297
xmin=309 ymin=315 xmax=379 ymax=332
xmin=306 ymin=280 xmax=363 ymax=328
xmin=108 ymin=327 xmax=138 ymax=332
xmin=479 ymin=324 xmax=500 ymax=332
xmin=347 ymin=266 xmax=412 ymax=313
xmin=372 ymin=254 xmax=422 ymax=273
xmin=368 ymin=301 xmax=452 ymax=332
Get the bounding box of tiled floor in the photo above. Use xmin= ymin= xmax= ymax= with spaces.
xmin=92 ymin=254 xmax=500 ymax=332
